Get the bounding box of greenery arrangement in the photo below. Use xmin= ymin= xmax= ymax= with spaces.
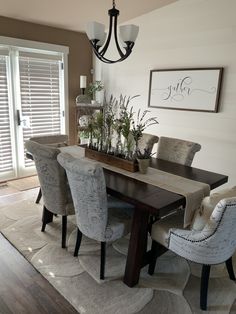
xmin=136 ymin=148 xmax=155 ymax=159
xmin=86 ymin=81 xmax=104 ymax=100
xmin=131 ymin=108 xmax=159 ymax=153
xmin=83 ymin=94 xmax=158 ymax=161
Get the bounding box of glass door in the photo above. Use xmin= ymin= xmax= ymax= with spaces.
xmin=0 ymin=46 xmax=66 ymax=182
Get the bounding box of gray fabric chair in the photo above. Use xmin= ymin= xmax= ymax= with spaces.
xmin=149 ymin=136 xmax=201 ymax=227
xmin=57 ymin=152 xmax=132 ymax=280
xmin=28 ymin=134 xmax=68 ymax=146
xmin=25 ymin=140 xmax=74 ymax=248
xmin=138 ymin=133 xmax=159 ymax=153
xmin=27 ymin=134 xmax=68 ymax=204
xmin=157 ymin=136 xmax=201 ymax=166
xmin=148 ymin=196 xmax=236 ymax=311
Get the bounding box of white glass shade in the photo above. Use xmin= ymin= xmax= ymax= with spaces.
xmin=86 ymin=22 xmax=105 ymax=41
xmin=98 ymin=32 xmax=107 ymax=47
xmin=118 ymin=36 xmax=126 ymax=48
xmin=119 ymin=24 xmax=139 ymax=43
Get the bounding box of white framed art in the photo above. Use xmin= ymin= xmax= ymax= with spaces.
xmin=148 ymin=68 xmax=223 ymax=112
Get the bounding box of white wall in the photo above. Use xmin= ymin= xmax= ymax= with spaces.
xmin=96 ymin=0 xmax=236 ymax=188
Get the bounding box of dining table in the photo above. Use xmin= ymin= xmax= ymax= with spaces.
xmin=60 ymin=146 xmax=228 ymax=288
xmin=103 ymin=158 xmax=228 ymax=287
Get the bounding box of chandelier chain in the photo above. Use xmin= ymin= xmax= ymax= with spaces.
xmin=113 ymin=0 xmax=116 ymax=8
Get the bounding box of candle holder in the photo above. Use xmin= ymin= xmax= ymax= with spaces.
xmin=76 ymin=75 xmax=91 ymax=104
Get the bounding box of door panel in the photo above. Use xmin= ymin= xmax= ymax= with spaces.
xmin=0 ymin=49 xmax=65 ymax=182
xmin=18 ymin=56 xmax=64 ymax=175
xmin=0 ymin=55 xmax=16 ymax=181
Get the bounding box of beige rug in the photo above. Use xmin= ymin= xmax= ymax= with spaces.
xmin=7 ymin=176 xmax=40 ymax=191
xmin=0 ymin=198 xmax=236 ymax=314
xmin=0 ymin=183 xmax=8 ymax=188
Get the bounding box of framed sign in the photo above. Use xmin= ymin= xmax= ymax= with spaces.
xmin=148 ymin=68 xmax=223 ymax=112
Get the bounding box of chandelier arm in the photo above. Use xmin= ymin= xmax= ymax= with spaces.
xmin=100 ymin=14 xmax=113 ymax=56
xmin=113 ymin=14 xmax=125 ymax=58
xmin=92 ymin=42 xmax=132 ymax=64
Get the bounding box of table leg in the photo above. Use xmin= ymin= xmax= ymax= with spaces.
xmin=123 ymin=208 xmax=149 ymax=287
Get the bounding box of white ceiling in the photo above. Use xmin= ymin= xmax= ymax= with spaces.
xmin=0 ymin=0 xmax=177 ymax=33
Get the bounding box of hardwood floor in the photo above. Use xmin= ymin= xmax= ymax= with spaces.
xmin=0 ymin=189 xmax=78 ymax=314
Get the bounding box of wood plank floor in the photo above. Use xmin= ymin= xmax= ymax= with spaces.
xmin=0 ymin=189 xmax=78 ymax=314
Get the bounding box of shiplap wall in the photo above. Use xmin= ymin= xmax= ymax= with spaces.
xmin=96 ymin=0 xmax=236 ymax=188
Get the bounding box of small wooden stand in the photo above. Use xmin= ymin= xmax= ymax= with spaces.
xmin=85 ymin=147 xmax=139 ymax=172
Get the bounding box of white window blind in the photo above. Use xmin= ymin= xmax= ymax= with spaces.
xmin=0 ymin=55 xmax=13 ymax=174
xmin=19 ymin=55 xmax=63 ymax=167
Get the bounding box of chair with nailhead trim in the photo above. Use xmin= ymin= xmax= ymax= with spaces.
xmin=148 ymin=196 xmax=236 ymax=311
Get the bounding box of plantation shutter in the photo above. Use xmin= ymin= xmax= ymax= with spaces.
xmin=19 ymin=54 xmax=63 ymax=167
xmin=0 ymin=53 xmax=14 ymax=176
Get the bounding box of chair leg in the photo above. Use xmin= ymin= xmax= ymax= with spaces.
xmin=226 ymin=257 xmax=236 ymax=281
xmin=100 ymin=242 xmax=106 ymax=280
xmin=74 ymin=228 xmax=83 ymax=257
xmin=62 ymin=216 xmax=67 ymax=248
xmin=200 ymin=264 xmax=211 ymax=311
xmin=35 ymin=188 xmax=42 ymax=204
xmin=148 ymin=240 xmax=159 ymax=275
xmin=148 ymin=215 xmax=159 ymax=234
xmin=41 ymin=206 xmax=53 ymax=232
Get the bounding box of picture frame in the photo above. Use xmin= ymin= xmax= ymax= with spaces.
xmin=148 ymin=67 xmax=223 ymax=112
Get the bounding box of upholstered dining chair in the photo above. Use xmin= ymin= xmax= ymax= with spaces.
xmin=148 ymin=136 xmax=201 ymax=226
xmin=156 ymin=136 xmax=201 ymax=166
xmin=27 ymin=134 xmax=68 ymax=204
xmin=57 ymin=153 xmax=132 ymax=280
xmin=138 ymin=133 xmax=159 ymax=153
xmin=148 ymin=194 xmax=236 ymax=311
xmin=25 ymin=140 xmax=74 ymax=248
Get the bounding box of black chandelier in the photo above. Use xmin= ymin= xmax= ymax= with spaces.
xmin=86 ymin=0 xmax=139 ymax=64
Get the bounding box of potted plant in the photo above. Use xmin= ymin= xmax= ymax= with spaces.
xmin=86 ymin=81 xmax=104 ymax=104
xmin=131 ymin=109 xmax=159 ymax=154
xmin=103 ymin=95 xmax=118 ymax=153
xmin=119 ymin=95 xmax=137 ymax=159
xmin=93 ymin=111 xmax=104 ymax=151
xmin=136 ymin=148 xmax=154 ymax=174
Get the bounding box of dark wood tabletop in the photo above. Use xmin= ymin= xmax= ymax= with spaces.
xmin=104 ymin=158 xmax=228 ymax=287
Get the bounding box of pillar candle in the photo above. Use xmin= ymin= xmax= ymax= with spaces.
xmin=80 ymin=75 xmax=87 ymax=88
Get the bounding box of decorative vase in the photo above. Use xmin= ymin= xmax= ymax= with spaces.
xmin=137 ymin=158 xmax=150 ymax=174
xmin=78 ymin=115 xmax=90 ymax=127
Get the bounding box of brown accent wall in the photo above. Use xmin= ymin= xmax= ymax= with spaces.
xmin=0 ymin=16 xmax=92 ymax=144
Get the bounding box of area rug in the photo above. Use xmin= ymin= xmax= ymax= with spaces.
xmin=7 ymin=176 xmax=40 ymax=191
xmin=0 ymin=198 xmax=236 ymax=314
xmin=0 ymin=183 xmax=8 ymax=189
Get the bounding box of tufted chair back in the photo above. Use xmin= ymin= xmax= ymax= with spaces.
xmin=149 ymin=195 xmax=236 ymax=311
xmin=57 ymin=153 xmax=109 ymax=242
xmin=138 ymin=133 xmax=159 ymax=153
xmin=25 ymin=140 xmax=73 ymax=215
xmin=29 ymin=134 xmax=68 ymax=146
xmin=157 ymin=136 xmax=201 ymax=166
xmin=169 ymin=197 xmax=236 ymax=265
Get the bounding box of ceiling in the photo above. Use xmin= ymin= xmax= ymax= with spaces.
xmin=0 ymin=0 xmax=177 ymax=33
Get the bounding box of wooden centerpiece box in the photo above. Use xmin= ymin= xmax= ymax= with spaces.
xmin=84 ymin=146 xmax=139 ymax=172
